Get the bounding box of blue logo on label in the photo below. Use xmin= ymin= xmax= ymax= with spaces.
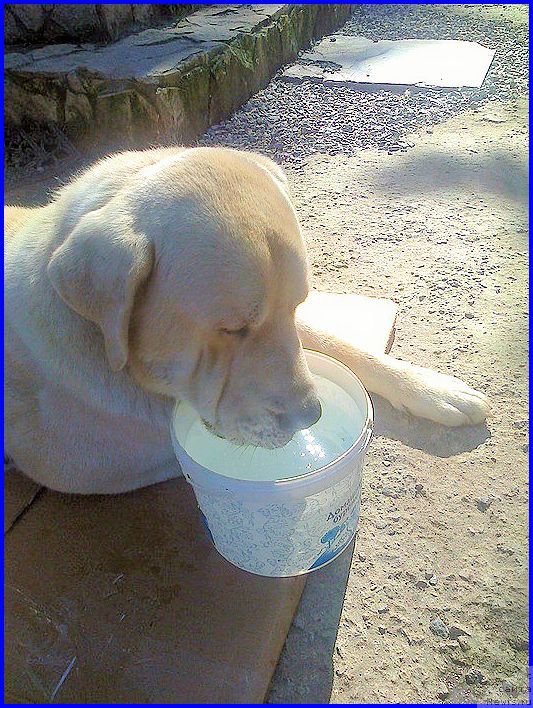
xmin=309 ymin=506 xmax=360 ymax=570
xmin=199 ymin=509 xmax=215 ymax=544
xmin=308 ymin=535 xmax=354 ymax=570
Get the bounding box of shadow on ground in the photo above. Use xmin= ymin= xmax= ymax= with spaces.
xmin=268 ymin=539 xmax=354 ymax=704
xmin=267 ymin=397 xmax=489 ymax=704
xmin=371 ymin=394 xmax=491 ymax=457
xmin=370 ymin=147 xmax=528 ymax=204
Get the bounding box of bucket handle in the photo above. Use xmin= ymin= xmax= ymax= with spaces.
xmin=356 ymin=418 xmax=373 ymax=455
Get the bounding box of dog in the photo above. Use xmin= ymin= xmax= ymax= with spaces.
xmin=4 ymin=147 xmax=489 ymax=494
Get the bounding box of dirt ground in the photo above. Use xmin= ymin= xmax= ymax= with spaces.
xmin=267 ymin=98 xmax=529 ymax=704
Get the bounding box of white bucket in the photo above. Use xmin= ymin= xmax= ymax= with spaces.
xmin=171 ymin=350 xmax=373 ymax=577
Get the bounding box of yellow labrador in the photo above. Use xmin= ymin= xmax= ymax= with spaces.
xmin=4 ymin=147 xmax=489 ymax=493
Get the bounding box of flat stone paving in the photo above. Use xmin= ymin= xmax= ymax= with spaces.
xmin=282 ymin=35 xmax=496 ymax=89
xmin=6 ymin=5 xmax=285 ymax=78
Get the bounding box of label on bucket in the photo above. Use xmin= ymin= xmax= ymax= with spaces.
xmin=193 ymin=474 xmax=362 ymax=576
xmin=191 ymin=451 xmax=365 ymax=577
xmin=308 ymin=497 xmax=360 ymax=570
xmin=308 ymin=534 xmax=355 ymax=570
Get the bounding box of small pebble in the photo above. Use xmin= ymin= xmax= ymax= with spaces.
xmin=378 ymin=625 xmax=387 ymax=635
xmin=465 ymin=668 xmax=485 ymax=685
xmin=381 ymin=487 xmax=398 ymax=498
xmin=449 ymin=625 xmax=470 ymax=640
xmin=416 ymin=580 xmax=429 ymax=590
xmin=508 ymin=636 xmax=528 ymax=652
xmin=502 ymin=679 xmax=514 ymax=692
xmin=467 ymin=526 xmax=484 ymax=535
xmin=476 ymin=496 xmax=493 ymax=512
xmin=375 ymin=520 xmax=388 ymax=529
xmin=436 ymin=683 xmax=449 ymax=699
xmin=429 ymin=618 xmax=449 ymax=638
xmin=457 ymin=636 xmax=472 ymax=651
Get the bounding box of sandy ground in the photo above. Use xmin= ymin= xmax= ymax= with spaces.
xmin=267 ymin=98 xmax=529 ymax=704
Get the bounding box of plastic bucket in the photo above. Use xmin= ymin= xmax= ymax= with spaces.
xmin=171 ymin=350 xmax=373 ymax=577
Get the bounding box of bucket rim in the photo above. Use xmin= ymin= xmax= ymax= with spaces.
xmin=171 ymin=349 xmax=373 ymax=492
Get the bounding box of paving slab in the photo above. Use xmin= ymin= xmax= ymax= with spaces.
xmin=282 ymin=34 xmax=495 ymax=89
xmin=4 ymin=293 xmax=396 ymax=703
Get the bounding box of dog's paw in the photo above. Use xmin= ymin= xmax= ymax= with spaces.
xmin=390 ymin=364 xmax=490 ymax=427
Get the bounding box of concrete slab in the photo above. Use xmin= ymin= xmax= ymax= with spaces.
xmin=4 ymin=292 xmax=396 ymax=703
xmin=5 ymin=477 xmax=306 ymax=703
xmin=297 ymin=291 xmax=397 ymax=355
xmin=4 ymin=467 xmax=41 ymax=533
xmin=283 ymin=35 xmax=495 ymax=89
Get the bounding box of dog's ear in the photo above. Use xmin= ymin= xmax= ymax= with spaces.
xmin=47 ymin=208 xmax=154 ymax=372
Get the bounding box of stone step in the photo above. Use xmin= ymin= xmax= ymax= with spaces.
xmin=4 ymin=4 xmax=202 ymax=47
xmin=5 ymin=4 xmax=355 ymax=152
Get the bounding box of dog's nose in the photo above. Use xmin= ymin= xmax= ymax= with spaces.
xmin=276 ymin=396 xmax=322 ymax=434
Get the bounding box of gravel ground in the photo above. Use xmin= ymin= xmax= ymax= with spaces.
xmin=266 ymin=100 xmax=529 ymax=703
xmin=201 ymin=4 xmax=528 ymax=161
xmin=250 ymin=4 xmax=528 ymax=704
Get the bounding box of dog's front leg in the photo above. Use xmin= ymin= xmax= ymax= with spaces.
xmin=296 ymin=319 xmax=489 ymax=427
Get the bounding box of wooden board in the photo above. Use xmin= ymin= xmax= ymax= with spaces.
xmin=297 ymin=291 xmax=398 ymax=355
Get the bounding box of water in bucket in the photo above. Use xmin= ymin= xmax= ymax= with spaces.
xmin=179 ymin=375 xmax=365 ymax=482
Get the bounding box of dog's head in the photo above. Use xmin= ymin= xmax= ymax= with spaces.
xmin=47 ymin=147 xmax=321 ymax=448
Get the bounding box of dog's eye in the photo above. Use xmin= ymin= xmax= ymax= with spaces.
xmin=220 ymin=325 xmax=249 ymax=338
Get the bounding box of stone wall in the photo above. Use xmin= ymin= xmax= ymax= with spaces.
xmin=5 ymin=4 xmax=355 ymax=173
xmin=4 ymin=4 xmax=200 ymax=46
